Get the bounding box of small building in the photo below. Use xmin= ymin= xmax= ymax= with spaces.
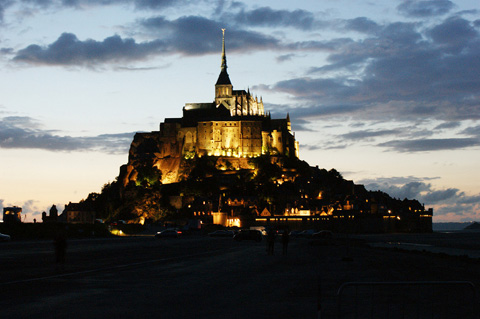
xmin=59 ymin=202 xmax=95 ymax=224
xmin=3 ymin=206 xmax=22 ymax=223
xmin=42 ymin=204 xmax=59 ymax=223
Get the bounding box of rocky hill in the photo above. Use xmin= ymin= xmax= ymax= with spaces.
xmin=73 ymin=31 xmax=432 ymax=232
xmin=76 ymin=149 xmax=431 ymax=233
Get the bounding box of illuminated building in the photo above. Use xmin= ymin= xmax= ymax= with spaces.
xmin=125 ymin=30 xmax=299 ymax=184
xmin=2 ymin=206 xmax=22 ymax=223
xmin=114 ymin=30 xmax=432 ymax=233
xmin=59 ymin=202 xmax=95 ymax=224
xmin=167 ymin=29 xmax=298 ymax=159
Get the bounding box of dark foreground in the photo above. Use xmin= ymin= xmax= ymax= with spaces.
xmin=1 ymin=232 xmax=480 ymax=318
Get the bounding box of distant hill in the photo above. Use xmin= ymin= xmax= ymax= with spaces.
xmin=464 ymin=222 xmax=480 ymax=230
xmin=433 ymin=222 xmax=476 ymax=231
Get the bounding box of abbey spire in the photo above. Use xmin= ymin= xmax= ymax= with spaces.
xmin=221 ymin=28 xmax=227 ymax=72
xmin=216 ymin=29 xmax=232 ymax=87
xmin=215 ymin=28 xmax=233 ymax=107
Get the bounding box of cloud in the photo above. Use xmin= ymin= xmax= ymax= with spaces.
xmin=0 ymin=0 xmax=15 ymax=23
xmin=434 ymin=121 xmax=462 ymax=130
xmin=422 ymin=188 xmax=460 ymax=203
xmin=139 ymin=15 xmax=279 ymax=55
xmin=226 ymin=6 xmax=316 ymax=30
xmin=0 ymin=198 xmax=56 ymax=223
xmin=12 ymin=13 xmax=284 ymax=67
xmin=3 ymin=0 xmax=194 ymax=13
xmin=289 ymin=38 xmax=354 ymax=54
xmin=378 ymin=138 xmax=480 ymax=152
xmin=339 ymin=129 xmax=401 ymax=141
xmin=359 ymin=176 xmax=458 ymax=204
xmin=1 ymin=47 xmax=14 ymax=54
xmin=428 ymin=16 xmax=478 ymax=50
xmin=302 ymin=142 xmax=349 ymax=151
xmin=0 ymin=116 xmax=134 ymax=153
xmin=433 ymin=202 xmax=480 ymax=222
xmin=363 ymin=180 xmax=431 ymax=200
xmin=273 ymin=77 xmax=359 ymax=102
xmin=461 ymin=125 xmax=480 ymax=137
xmin=20 ymin=200 xmax=43 ymax=220
xmin=276 ymin=53 xmax=296 ymax=63
xmin=6 ymin=4 xmax=480 ymax=143
xmin=359 ymin=176 xmax=480 ymax=221
xmin=331 ymin=125 xmax=438 ymax=146
xmin=359 ymin=175 xmax=439 ymax=186
xmin=114 ymin=63 xmax=171 ymax=71
xmin=13 ymin=33 xmax=167 ymax=66
xmin=343 ymin=17 xmax=381 ymax=34
xmin=397 ymin=0 xmax=454 ymax=17
xmin=131 ymin=0 xmax=182 ymax=9
xmin=269 ymin=15 xmax=480 ymax=125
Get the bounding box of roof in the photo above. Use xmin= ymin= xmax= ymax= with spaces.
xmin=216 ymin=69 xmax=232 ymax=86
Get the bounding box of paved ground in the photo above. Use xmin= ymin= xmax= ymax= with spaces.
xmin=1 ymin=232 xmax=480 ymax=318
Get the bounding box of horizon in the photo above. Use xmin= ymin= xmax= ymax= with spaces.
xmin=0 ymin=0 xmax=479 ymax=223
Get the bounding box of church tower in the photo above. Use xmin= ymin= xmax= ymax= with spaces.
xmin=215 ymin=29 xmax=234 ymax=110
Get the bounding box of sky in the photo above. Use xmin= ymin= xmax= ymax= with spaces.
xmin=0 ymin=0 xmax=479 ymax=223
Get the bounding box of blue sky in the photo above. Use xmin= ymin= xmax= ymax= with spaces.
xmin=0 ymin=0 xmax=479 ymax=222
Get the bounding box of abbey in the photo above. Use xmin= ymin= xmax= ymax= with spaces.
xmin=125 ymin=31 xmax=298 ymax=184
xmin=161 ymin=30 xmax=298 ymax=160
xmin=61 ymin=32 xmax=433 ymax=233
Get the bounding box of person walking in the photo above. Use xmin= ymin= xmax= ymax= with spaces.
xmin=282 ymin=228 xmax=290 ymax=255
xmin=267 ymin=228 xmax=275 ymax=255
xmin=54 ymin=229 xmax=67 ymax=271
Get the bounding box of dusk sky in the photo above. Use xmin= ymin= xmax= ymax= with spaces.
xmin=1 ymin=0 xmax=479 ymax=223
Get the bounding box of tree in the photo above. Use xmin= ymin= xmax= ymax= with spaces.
xmin=135 ymin=164 xmax=162 ymax=187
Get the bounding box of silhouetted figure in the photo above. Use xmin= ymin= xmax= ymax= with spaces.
xmin=267 ymin=229 xmax=275 ymax=255
xmin=54 ymin=231 xmax=67 ymax=270
xmin=282 ymin=228 xmax=289 ymax=255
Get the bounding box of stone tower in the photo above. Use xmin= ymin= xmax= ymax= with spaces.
xmin=215 ymin=29 xmax=234 ymax=111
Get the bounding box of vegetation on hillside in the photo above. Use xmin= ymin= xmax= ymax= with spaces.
xmin=77 ymin=154 xmax=426 ymax=225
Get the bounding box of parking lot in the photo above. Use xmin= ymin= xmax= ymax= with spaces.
xmin=1 ymin=232 xmax=480 ymax=318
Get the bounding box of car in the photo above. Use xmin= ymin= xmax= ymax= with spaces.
xmin=0 ymin=232 xmax=11 ymax=242
xmin=155 ymin=229 xmax=182 ymax=238
xmin=289 ymin=230 xmax=302 ymax=237
xmin=233 ymin=229 xmax=262 ymax=242
xmin=296 ymin=229 xmax=316 ymax=238
xmin=250 ymin=227 xmax=267 ymax=236
xmin=208 ymin=230 xmax=235 ymax=237
xmin=275 ymin=229 xmax=285 ymax=236
xmin=310 ymin=230 xmax=334 ymax=246
xmin=311 ymin=230 xmax=333 ymax=239
xmin=109 ymin=220 xmax=127 ymax=226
